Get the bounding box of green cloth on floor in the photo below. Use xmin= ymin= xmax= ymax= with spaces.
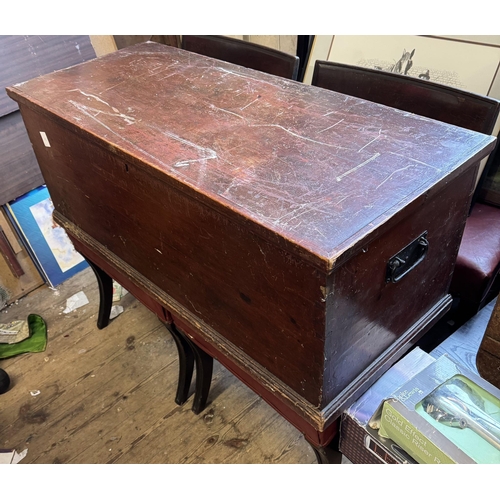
xmin=0 ymin=314 xmax=47 ymax=359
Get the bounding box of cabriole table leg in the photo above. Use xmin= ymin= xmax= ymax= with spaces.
xmin=308 ymin=433 xmax=343 ymax=464
xmin=164 ymin=321 xmax=214 ymax=414
xmin=163 ymin=321 xmax=195 ymax=406
xmin=188 ymin=338 xmax=214 ymax=415
xmin=86 ymin=258 xmax=113 ymax=330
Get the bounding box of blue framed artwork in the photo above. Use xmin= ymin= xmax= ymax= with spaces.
xmin=6 ymin=185 xmax=88 ymax=287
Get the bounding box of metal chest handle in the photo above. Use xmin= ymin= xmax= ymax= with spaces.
xmin=385 ymin=231 xmax=429 ymax=284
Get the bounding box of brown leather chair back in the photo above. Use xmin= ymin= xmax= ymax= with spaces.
xmin=181 ymin=35 xmax=300 ymax=81
xmin=311 ymin=60 xmax=500 ymax=206
xmin=312 ymin=60 xmax=499 ymax=134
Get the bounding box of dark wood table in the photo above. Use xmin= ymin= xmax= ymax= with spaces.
xmin=6 ymin=42 xmax=496 ymax=461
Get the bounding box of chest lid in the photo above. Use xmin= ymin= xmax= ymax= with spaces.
xmin=7 ymin=42 xmax=496 ymax=272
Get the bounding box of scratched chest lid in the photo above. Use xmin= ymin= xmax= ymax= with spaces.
xmin=7 ymin=42 xmax=495 ymax=271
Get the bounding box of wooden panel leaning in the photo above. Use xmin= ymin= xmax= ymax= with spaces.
xmin=477 ymin=298 xmax=500 ymax=388
xmin=181 ymin=35 xmax=300 ymax=80
xmin=6 ymin=43 xmax=496 ymax=450
xmin=311 ymin=60 xmax=500 ymax=324
xmin=0 ymin=111 xmax=44 ymax=205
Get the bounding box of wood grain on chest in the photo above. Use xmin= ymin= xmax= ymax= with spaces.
xmin=6 ymin=42 xmax=497 ymax=429
xmin=6 ymin=42 xmax=495 ymax=270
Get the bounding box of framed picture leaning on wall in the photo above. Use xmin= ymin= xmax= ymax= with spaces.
xmin=5 ymin=185 xmax=88 ymax=288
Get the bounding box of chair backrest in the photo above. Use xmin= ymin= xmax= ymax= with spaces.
xmin=311 ymin=60 xmax=500 ymax=206
xmin=181 ymin=35 xmax=300 ymax=81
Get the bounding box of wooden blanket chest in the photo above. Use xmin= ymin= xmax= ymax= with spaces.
xmin=7 ymin=42 xmax=496 ymax=446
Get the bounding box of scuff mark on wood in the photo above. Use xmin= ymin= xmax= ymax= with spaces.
xmin=336 ymin=153 xmax=381 ymax=182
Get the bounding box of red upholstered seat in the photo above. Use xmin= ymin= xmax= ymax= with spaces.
xmin=450 ymin=203 xmax=500 ymax=307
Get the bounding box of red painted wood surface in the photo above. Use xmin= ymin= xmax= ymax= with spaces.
xmin=7 ymin=42 xmax=494 ymax=270
xmin=7 ymin=42 xmax=496 ymax=434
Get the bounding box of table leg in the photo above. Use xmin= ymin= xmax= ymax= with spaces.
xmin=0 ymin=368 xmax=10 ymax=394
xmin=189 ymin=338 xmax=214 ymax=415
xmin=163 ymin=322 xmax=214 ymax=413
xmin=86 ymin=258 xmax=113 ymax=330
xmin=307 ymin=434 xmax=343 ymax=464
xmin=85 ymin=255 xmax=214 ymax=413
xmin=163 ymin=321 xmax=195 ymax=406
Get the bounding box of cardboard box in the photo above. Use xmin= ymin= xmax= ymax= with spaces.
xmin=340 ymin=413 xmax=417 ymax=464
xmin=339 ymin=347 xmax=436 ymax=464
xmin=373 ymin=355 xmax=500 ymax=464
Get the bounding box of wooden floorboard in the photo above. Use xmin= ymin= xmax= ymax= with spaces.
xmin=0 ymin=267 xmax=317 ymax=464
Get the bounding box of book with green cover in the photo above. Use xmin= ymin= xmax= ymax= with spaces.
xmin=376 ymin=355 xmax=500 ymax=464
